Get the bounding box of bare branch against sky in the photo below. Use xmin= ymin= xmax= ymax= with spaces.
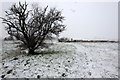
xmin=0 ymin=1 xmax=118 ymax=41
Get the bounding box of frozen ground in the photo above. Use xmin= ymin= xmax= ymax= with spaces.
xmin=0 ymin=41 xmax=118 ymax=78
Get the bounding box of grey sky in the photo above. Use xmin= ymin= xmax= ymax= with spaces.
xmin=0 ymin=2 xmax=118 ymax=41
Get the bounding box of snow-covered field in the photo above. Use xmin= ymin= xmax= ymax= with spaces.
xmin=0 ymin=41 xmax=118 ymax=78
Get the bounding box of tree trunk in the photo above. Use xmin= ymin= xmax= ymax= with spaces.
xmin=28 ymin=49 xmax=35 ymax=54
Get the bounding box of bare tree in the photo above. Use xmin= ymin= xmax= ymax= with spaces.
xmin=1 ymin=2 xmax=65 ymax=54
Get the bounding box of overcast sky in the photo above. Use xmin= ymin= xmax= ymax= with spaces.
xmin=0 ymin=1 xmax=118 ymax=41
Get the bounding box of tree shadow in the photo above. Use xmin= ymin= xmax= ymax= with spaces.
xmin=27 ymin=50 xmax=63 ymax=56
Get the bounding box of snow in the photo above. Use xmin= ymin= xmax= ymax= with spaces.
xmin=0 ymin=41 xmax=118 ymax=78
